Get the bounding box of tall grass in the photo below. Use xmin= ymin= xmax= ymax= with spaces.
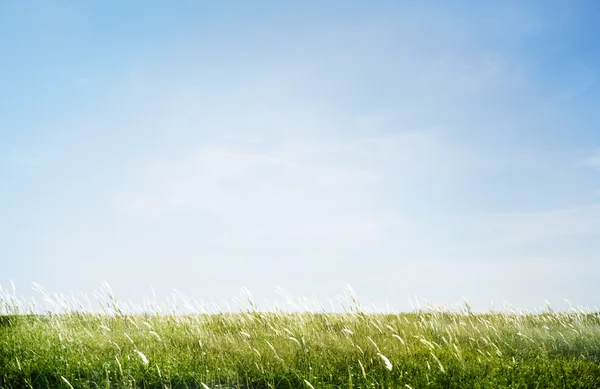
xmin=1 ymin=284 xmax=599 ymax=388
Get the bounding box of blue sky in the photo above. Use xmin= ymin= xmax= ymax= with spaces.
xmin=1 ymin=1 xmax=599 ymax=312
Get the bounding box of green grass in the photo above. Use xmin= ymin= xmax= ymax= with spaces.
xmin=1 ymin=293 xmax=600 ymax=388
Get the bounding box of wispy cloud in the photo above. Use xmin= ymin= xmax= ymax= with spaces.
xmin=558 ymin=64 xmax=597 ymax=102
xmin=9 ymin=150 xmax=43 ymax=169
xmin=456 ymin=204 xmax=600 ymax=253
xmin=583 ymin=152 xmax=600 ymax=170
xmin=116 ymin=145 xmax=389 ymax=249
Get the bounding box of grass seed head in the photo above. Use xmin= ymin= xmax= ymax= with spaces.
xmin=378 ymin=353 xmax=393 ymax=371
xmin=304 ymin=379 xmax=316 ymax=389
xmin=135 ymin=349 xmax=149 ymax=365
xmin=61 ymin=376 xmax=75 ymax=389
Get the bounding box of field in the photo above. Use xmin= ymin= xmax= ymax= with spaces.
xmin=1 ymin=290 xmax=600 ymax=388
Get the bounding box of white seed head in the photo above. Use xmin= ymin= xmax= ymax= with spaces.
xmin=304 ymin=379 xmax=316 ymax=389
xmin=378 ymin=353 xmax=393 ymax=371
xmin=61 ymin=377 xmax=75 ymax=389
xmin=135 ymin=349 xmax=149 ymax=365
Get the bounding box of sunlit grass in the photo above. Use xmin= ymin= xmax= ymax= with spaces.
xmin=1 ymin=284 xmax=599 ymax=388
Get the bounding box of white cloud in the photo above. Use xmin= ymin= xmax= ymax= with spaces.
xmin=9 ymin=150 xmax=43 ymax=168
xmin=112 ymin=69 xmax=472 ymax=249
xmin=584 ymin=152 xmax=600 ymax=170
xmin=116 ymin=146 xmax=389 ymax=249
xmin=427 ymin=204 xmax=600 ymax=256
xmin=558 ymin=64 xmax=597 ymax=102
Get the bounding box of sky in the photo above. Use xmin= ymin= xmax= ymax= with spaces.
xmin=1 ymin=0 xmax=600 ymax=313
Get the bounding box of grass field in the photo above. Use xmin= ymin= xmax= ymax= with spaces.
xmin=1 ymin=289 xmax=600 ymax=388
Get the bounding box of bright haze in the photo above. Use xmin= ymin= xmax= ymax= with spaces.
xmin=1 ymin=1 xmax=599 ymax=312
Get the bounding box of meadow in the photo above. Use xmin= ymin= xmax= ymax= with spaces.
xmin=1 ymin=287 xmax=600 ymax=388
